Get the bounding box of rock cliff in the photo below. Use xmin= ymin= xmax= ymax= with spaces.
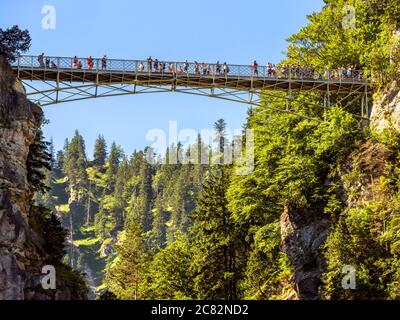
xmin=281 ymin=206 xmax=329 ymax=300
xmin=371 ymin=81 xmax=400 ymax=132
xmin=0 ymin=55 xmax=86 ymax=299
xmin=281 ymin=77 xmax=400 ymax=301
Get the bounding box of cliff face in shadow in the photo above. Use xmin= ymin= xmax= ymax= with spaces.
xmin=281 ymin=206 xmax=329 ymax=300
xmin=0 ymin=55 xmax=86 ymax=300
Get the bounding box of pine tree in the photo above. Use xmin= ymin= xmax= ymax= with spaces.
xmin=112 ymin=158 xmax=129 ymax=228
xmin=27 ymin=128 xmax=52 ymax=194
xmin=150 ymin=196 xmax=168 ymax=250
xmin=0 ymin=25 xmax=31 ymax=62
xmin=25 ymin=124 xmax=87 ymax=296
xmin=214 ymin=118 xmax=227 ymax=155
xmin=93 ymin=135 xmax=107 ymax=168
xmin=191 ymin=165 xmax=245 ymax=300
xmin=104 ymin=142 xmax=123 ymax=191
xmin=106 ymin=221 xmax=147 ymax=299
xmin=54 ymin=150 xmax=65 ymax=178
xmin=137 ymin=154 xmax=154 ymax=232
xmin=64 ymin=130 xmax=88 ymax=190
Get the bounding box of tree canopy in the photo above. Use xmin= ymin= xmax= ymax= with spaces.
xmin=0 ymin=25 xmax=31 ymax=62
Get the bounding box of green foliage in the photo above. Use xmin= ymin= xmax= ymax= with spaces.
xmin=93 ymin=135 xmax=107 ymax=168
xmin=29 ymin=205 xmax=67 ymax=263
xmin=43 ymin=0 xmax=400 ymax=299
xmin=104 ymin=142 xmax=123 ymax=189
xmin=322 ymin=211 xmax=387 ymax=299
xmin=55 ymin=263 xmax=88 ymax=297
xmin=228 ymin=98 xmax=362 ymax=299
xmin=191 ymin=166 xmax=246 ymax=300
xmin=321 ymin=135 xmax=400 ymax=299
xmin=142 ymin=233 xmax=195 ymax=299
xmin=64 ymin=130 xmax=88 ymax=192
xmin=27 ymin=127 xmax=52 ymax=194
xmin=242 ymin=222 xmax=294 ymax=300
xmin=286 ymin=0 xmax=400 ymax=86
xmin=105 ymin=221 xmax=147 ymax=299
xmin=0 ymin=25 xmax=31 ymax=62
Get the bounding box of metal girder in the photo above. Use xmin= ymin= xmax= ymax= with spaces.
xmin=12 ymin=55 xmax=372 ymax=121
xmin=20 ymin=78 xmax=370 ymax=123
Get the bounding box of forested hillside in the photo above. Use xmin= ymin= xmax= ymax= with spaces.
xmin=37 ymin=0 xmax=400 ymax=300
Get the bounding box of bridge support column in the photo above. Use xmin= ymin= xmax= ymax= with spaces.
xmin=95 ymin=72 xmax=99 ymax=97
xmin=360 ymin=92 xmax=370 ymax=127
xmin=361 ymin=94 xmax=365 ymax=118
xmin=55 ymin=71 xmax=60 ymax=103
xmin=287 ymin=71 xmax=292 ymax=111
xmin=134 ymin=73 xmax=138 ymax=93
xmin=323 ymin=93 xmax=328 ymax=121
xmin=249 ymin=91 xmax=254 ymax=104
xmin=327 ymin=82 xmax=331 ymax=109
xmin=365 ymin=84 xmax=369 ymax=119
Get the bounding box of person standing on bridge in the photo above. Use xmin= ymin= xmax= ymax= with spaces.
xmin=168 ymin=63 xmax=174 ymax=74
xmin=154 ymin=59 xmax=159 ymax=72
xmin=281 ymin=64 xmax=288 ymax=78
xmin=147 ymin=56 xmax=153 ymax=72
xmin=38 ymin=53 xmax=45 ymax=68
xmin=267 ymin=62 xmax=272 ymax=78
xmin=272 ymin=64 xmax=278 ymax=78
xmin=156 ymin=60 xmax=162 ymax=73
xmin=177 ymin=65 xmax=183 ymax=74
xmin=348 ymin=66 xmax=354 ymax=79
xmin=72 ymin=56 xmax=79 ymax=69
xmin=216 ymin=61 xmax=221 ymax=75
xmin=207 ymin=64 xmax=213 ymax=75
xmin=87 ymin=56 xmax=94 ymax=69
xmin=101 ymin=54 xmax=107 ymax=70
xmin=223 ymin=62 xmax=229 ymax=76
xmin=184 ymin=60 xmax=189 ymax=75
xmin=138 ymin=62 xmax=144 ymax=72
xmin=194 ymin=61 xmax=200 ymax=75
xmin=252 ymin=60 xmax=258 ymax=77
xmin=201 ymin=62 xmax=207 ymax=75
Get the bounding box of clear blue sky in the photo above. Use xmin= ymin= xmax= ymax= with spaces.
xmin=1 ymin=0 xmax=324 ymax=157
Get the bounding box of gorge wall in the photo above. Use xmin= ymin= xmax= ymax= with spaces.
xmin=281 ymin=80 xmax=400 ymax=299
xmin=0 ymin=55 xmax=86 ymax=299
xmin=371 ymin=81 xmax=400 ymax=132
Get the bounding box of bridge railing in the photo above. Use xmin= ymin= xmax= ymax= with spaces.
xmin=12 ymin=55 xmax=367 ymax=84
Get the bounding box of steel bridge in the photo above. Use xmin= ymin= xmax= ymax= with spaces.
xmin=11 ymin=55 xmax=372 ymax=119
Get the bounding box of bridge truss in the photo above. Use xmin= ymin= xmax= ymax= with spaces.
xmin=12 ymin=55 xmax=372 ymax=121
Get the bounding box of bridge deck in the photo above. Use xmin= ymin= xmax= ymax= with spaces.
xmin=14 ymin=68 xmax=370 ymax=94
xmin=10 ymin=56 xmax=371 ymax=112
xmin=12 ymin=55 xmax=371 ymax=94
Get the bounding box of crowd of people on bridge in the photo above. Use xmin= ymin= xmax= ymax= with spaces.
xmin=37 ymin=53 xmax=107 ymax=70
xmin=36 ymin=53 xmax=363 ymax=81
xmin=142 ymin=57 xmax=232 ymax=76
xmin=279 ymin=64 xmax=362 ymax=80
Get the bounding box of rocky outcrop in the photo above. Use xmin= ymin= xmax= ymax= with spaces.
xmin=0 ymin=55 xmax=86 ymax=299
xmin=370 ymin=30 xmax=400 ymax=132
xmin=370 ymin=81 xmax=400 ymax=132
xmin=280 ymin=206 xmax=329 ymax=300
